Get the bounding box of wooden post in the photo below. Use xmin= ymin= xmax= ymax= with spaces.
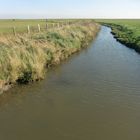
xmin=53 ymin=23 xmax=55 ymax=28
xmin=46 ymin=23 xmax=48 ymax=30
xmin=57 ymin=23 xmax=59 ymax=28
xmin=48 ymin=23 xmax=50 ymax=29
xmin=38 ymin=24 xmax=41 ymax=32
xmin=13 ymin=26 xmax=16 ymax=36
xmin=52 ymin=23 xmax=55 ymax=28
xmin=27 ymin=25 xmax=30 ymax=34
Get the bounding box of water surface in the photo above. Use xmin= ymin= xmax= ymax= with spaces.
xmin=0 ymin=26 xmax=140 ymax=140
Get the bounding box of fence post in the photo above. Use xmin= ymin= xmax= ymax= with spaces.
xmin=13 ymin=26 xmax=16 ymax=36
xmin=60 ymin=22 xmax=63 ymax=27
xmin=27 ymin=25 xmax=30 ymax=34
xmin=38 ymin=24 xmax=41 ymax=32
xmin=52 ymin=23 xmax=55 ymax=28
xmin=57 ymin=23 xmax=59 ymax=28
xmin=48 ymin=23 xmax=50 ymax=29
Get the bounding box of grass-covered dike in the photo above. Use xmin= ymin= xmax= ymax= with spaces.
xmin=96 ymin=19 xmax=140 ymax=52
xmin=0 ymin=20 xmax=100 ymax=93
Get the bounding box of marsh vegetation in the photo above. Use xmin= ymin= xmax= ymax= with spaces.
xmin=0 ymin=20 xmax=100 ymax=92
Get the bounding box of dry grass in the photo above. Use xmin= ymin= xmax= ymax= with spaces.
xmin=0 ymin=20 xmax=100 ymax=92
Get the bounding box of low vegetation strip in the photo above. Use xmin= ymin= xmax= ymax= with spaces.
xmin=0 ymin=20 xmax=100 ymax=93
xmin=96 ymin=19 xmax=140 ymax=52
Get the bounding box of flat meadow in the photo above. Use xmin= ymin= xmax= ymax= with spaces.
xmin=96 ymin=19 xmax=140 ymax=52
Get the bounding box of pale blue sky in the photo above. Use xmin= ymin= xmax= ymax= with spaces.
xmin=0 ymin=0 xmax=140 ymax=19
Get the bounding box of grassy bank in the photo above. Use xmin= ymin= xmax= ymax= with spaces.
xmin=96 ymin=19 xmax=140 ymax=52
xmin=0 ymin=20 xmax=100 ymax=92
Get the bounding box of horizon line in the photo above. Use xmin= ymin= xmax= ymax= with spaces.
xmin=0 ymin=18 xmax=140 ymax=20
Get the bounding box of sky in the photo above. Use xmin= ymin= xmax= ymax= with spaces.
xmin=0 ymin=0 xmax=140 ymax=19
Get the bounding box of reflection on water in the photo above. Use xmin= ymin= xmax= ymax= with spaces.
xmin=0 ymin=26 xmax=140 ymax=140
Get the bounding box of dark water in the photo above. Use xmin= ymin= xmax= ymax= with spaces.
xmin=0 ymin=26 xmax=140 ymax=140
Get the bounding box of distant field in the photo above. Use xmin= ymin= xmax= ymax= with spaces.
xmin=96 ymin=19 xmax=140 ymax=37
xmin=0 ymin=19 xmax=76 ymax=34
xmin=96 ymin=19 xmax=140 ymax=52
xmin=0 ymin=19 xmax=47 ymax=34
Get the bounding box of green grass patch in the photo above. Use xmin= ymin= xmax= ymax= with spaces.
xmin=96 ymin=19 xmax=140 ymax=52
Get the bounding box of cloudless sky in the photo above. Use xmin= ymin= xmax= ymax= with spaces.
xmin=0 ymin=0 xmax=140 ymax=19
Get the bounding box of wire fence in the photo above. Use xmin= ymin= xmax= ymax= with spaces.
xmin=11 ymin=22 xmax=74 ymax=36
xmin=0 ymin=20 xmax=93 ymax=36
